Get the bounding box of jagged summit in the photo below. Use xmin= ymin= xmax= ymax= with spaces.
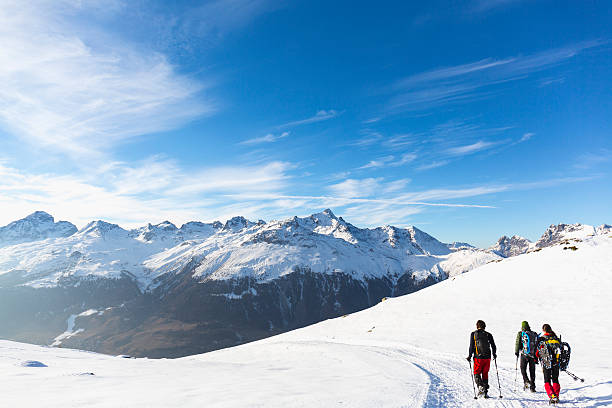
xmin=535 ymin=223 xmax=595 ymax=248
xmin=223 ymin=216 xmax=255 ymax=232
xmin=78 ymin=220 xmax=126 ymax=237
xmin=490 ymin=235 xmax=532 ymax=258
xmin=0 ymin=211 xmax=77 ymax=247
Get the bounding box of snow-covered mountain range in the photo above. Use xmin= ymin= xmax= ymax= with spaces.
xmin=0 ymin=210 xmax=609 ymax=358
xmin=1 ymin=226 xmax=610 ymax=407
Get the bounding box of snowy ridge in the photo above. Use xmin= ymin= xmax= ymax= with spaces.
xmin=1 ymin=232 xmax=610 ymax=407
xmin=0 ymin=209 xmax=496 ymax=290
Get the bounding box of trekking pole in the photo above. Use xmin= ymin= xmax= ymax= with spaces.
xmin=514 ymin=355 xmax=518 ymax=392
xmin=468 ymin=359 xmax=477 ymax=399
xmin=494 ymin=357 xmax=503 ymax=398
xmin=563 ymin=369 xmax=585 ymax=382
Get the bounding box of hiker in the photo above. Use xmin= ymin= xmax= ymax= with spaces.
xmin=536 ymin=323 xmax=562 ymax=404
xmin=467 ymin=320 xmax=497 ymax=398
xmin=515 ymin=320 xmax=538 ymax=392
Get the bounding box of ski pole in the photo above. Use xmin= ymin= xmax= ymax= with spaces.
xmin=468 ymin=359 xmax=477 ymax=399
xmin=563 ymin=369 xmax=585 ymax=382
xmin=494 ymin=357 xmax=503 ymax=398
xmin=514 ymin=355 xmax=518 ymax=392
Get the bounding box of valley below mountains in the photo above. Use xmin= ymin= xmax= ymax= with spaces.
xmin=0 ymin=210 xmax=609 ymax=358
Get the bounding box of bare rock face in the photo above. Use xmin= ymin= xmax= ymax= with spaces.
xmin=535 ymin=223 xmax=595 ymax=248
xmin=490 ymin=235 xmax=532 ymax=258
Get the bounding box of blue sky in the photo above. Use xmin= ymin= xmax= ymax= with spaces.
xmin=0 ymin=0 xmax=611 ymax=247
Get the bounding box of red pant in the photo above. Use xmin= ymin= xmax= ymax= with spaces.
xmin=473 ymin=358 xmax=491 ymax=381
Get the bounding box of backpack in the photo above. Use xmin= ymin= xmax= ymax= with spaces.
xmin=538 ymin=335 xmax=562 ymax=369
xmin=521 ymin=330 xmax=538 ymax=357
xmin=474 ymin=330 xmax=491 ymax=358
xmin=559 ymin=341 xmax=571 ymax=371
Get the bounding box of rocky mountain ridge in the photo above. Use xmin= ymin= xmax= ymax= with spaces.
xmin=0 ymin=210 xmax=608 ymax=358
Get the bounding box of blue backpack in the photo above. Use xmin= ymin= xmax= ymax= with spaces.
xmin=521 ymin=330 xmax=538 ymax=358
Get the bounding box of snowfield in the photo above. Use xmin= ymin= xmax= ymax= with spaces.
xmin=1 ymin=234 xmax=610 ymax=407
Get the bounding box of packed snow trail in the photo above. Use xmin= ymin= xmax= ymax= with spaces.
xmin=0 ymin=234 xmax=611 ymax=407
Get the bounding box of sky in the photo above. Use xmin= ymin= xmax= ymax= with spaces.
xmin=0 ymin=0 xmax=611 ymax=247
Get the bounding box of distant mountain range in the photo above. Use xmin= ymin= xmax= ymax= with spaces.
xmin=0 ymin=210 xmax=609 ymax=357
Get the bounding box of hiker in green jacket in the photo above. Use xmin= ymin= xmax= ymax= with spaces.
xmin=515 ymin=321 xmax=538 ymax=392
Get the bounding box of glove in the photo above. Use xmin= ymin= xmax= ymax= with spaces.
xmin=515 ymin=352 xmax=519 ymax=357
xmin=466 ymin=356 xmax=471 ymax=362
xmin=493 ymin=354 xmax=497 ymax=360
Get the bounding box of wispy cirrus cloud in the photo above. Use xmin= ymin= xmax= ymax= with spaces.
xmin=0 ymin=1 xmax=212 ymax=158
xmin=388 ymin=41 xmax=605 ymax=112
xmin=358 ymin=153 xmax=417 ymax=169
xmin=574 ymin=149 xmax=612 ymax=169
xmin=0 ymin=158 xmax=292 ymax=228
xmin=446 ymin=140 xmax=499 ymax=156
xmin=278 ymin=109 xmax=340 ymax=128
xmin=470 ymin=0 xmax=525 ymax=13
xmin=240 ymin=131 xmax=290 ymax=145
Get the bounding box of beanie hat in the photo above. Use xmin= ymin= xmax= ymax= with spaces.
xmin=521 ymin=321 xmax=530 ymax=331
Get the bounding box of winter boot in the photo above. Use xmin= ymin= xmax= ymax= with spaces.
xmin=524 ymin=381 xmax=531 ymax=391
xmin=549 ymin=394 xmax=559 ymax=404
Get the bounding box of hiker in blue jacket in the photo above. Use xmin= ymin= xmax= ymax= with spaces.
xmin=514 ymin=320 xmax=538 ymax=392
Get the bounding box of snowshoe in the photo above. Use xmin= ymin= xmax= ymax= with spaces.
xmin=549 ymin=394 xmax=559 ymax=404
xmin=524 ymin=382 xmax=531 ymax=390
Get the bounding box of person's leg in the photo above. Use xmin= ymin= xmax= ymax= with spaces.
xmin=528 ymin=357 xmax=536 ymax=390
xmin=551 ymin=366 xmax=561 ymax=396
xmin=520 ymin=354 xmax=530 ymax=385
xmin=482 ymin=358 xmax=491 ymax=391
xmin=473 ymin=358 xmax=484 ymax=389
xmin=543 ymin=367 xmax=553 ymax=398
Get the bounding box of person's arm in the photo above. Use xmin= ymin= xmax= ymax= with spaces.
xmin=515 ymin=331 xmax=521 ymax=356
xmin=467 ymin=332 xmax=475 ymax=360
xmin=489 ymin=332 xmax=497 ymax=358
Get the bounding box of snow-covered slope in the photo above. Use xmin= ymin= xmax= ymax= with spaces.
xmin=0 ymin=211 xmax=76 ymax=248
xmin=1 ymin=232 xmax=610 ymax=407
xmin=0 ymin=209 xmax=491 ymax=290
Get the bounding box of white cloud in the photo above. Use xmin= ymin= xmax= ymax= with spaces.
xmin=278 ymin=109 xmax=340 ymax=128
xmin=358 ymin=156 xmax=395 ymax=169
xmin=391 ymin=153 xmax=418 ymax=166
xmin=328 ymin=178 xmax=383 ymax=198
xmin=389 ymin=41 xmax=605 ymax=112
xmin=0 ymin=159 xmax=292 ymax=228
xmin=416 ymin=161 xmax=450 ymax=171
xmin=0 ymin=1 xmax=211 ymax=158
xmin=519 ymin=132 xmax=535 ymax=142
xmin=240 ymin=132 xmax=290 ymax=145
xmin=358 ymin=153 xmax=417 ymax=170
xmin=446 ymin=140 xmax=498 ymax=156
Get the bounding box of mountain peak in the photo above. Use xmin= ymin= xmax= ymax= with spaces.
xmin=78 ymin=220 xmax=125 ymax=238
xmin=535 ymin=223 xmax=595 ymax=248
xmin=24 ymin=211 xmax=54 ymax=223
xmin=223 ymin=216 xmax=254 ymax=232
xmin=490 ymin=235 xmax=531 ymax=258
xmin=0 ymin=211 xmax=77 ymax=247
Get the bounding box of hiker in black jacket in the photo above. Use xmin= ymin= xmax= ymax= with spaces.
xmin=467 ymin=320 xmax=497 ymax=397
xmin=515 ymin=320 xmax=538 ymax=392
